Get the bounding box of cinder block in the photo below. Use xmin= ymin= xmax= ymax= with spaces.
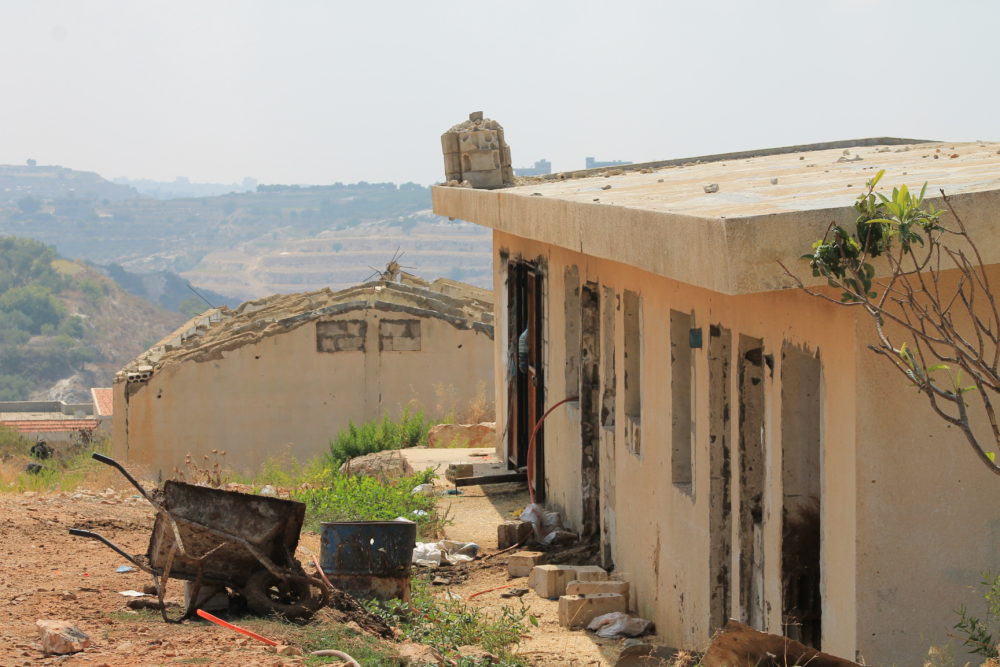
xmin=566 ymin=580 xmax=630 ymax=609
xmin=571 ymin=565 xmax=609 ymax=582
xmin=498 ymin=521 xmax=532 ymax=549
xmin=445 ymin=463 xmax=474 ymax=482
xmin=529 ymin=564 xmax=607 ymax=598
xmin=558 ymin=593 xmax=626 ymax=629
xmin=508 ymin=551 xmax=545 ymax=578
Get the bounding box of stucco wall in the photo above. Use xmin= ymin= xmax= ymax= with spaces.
xmin=492 ymin=229 xmax=1000 ymax=662
xmin=493 ymin=230 xmax=863 ymax=655
xmin=113 ymin=306 xmax=494 ymax=477
xmin=853 ymin=267 xmax=1000 ymax=664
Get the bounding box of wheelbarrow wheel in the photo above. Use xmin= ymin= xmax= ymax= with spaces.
xmin=243 ymin=570 xmax=325 ymax=620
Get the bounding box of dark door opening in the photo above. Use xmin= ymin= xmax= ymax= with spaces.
xmin=781 ymin=344 xmax=822 ymax=648
xmin=507 ymin=261 xmax=546 ymax=502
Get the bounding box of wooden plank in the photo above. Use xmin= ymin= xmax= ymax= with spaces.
xmin=453 ymin=472 xmax=527 ymax=487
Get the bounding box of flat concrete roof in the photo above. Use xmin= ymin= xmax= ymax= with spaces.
xmin=432 ymin=139 xmax=1000 ymax=295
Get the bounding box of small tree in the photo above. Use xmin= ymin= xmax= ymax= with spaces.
xmin=782 ymin=170 xmax=1000 ymax=475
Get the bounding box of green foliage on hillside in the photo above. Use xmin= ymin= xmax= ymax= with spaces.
xmin=0 ymin=236 xmax=175 ymax=400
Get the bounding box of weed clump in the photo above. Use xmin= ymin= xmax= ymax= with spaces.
xmin=293 ymin=468 xmax=440 ymax=537
xmin=366 ymin=578 xmax=533 ymax=666
xmin=327 ymin=409 xmax=430 ymax=467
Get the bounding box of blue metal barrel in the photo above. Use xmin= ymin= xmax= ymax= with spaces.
xmin=320 ymin=521 xmax=416 ymax=601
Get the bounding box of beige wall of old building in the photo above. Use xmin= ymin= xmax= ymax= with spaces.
xmin=491 ymin=229 xmax=999 ymax=664
xmin=112 ymin=307 xmax=494 ymax=477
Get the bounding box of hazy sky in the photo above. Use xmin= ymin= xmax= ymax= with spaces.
xmin=1 ymin=1 xmax=997 ymax=186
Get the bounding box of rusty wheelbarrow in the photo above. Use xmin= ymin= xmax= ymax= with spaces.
xmin=69 ymin=453 xmax=328 ymax=622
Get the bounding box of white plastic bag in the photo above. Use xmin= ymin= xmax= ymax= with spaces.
xmin=519 ymin=503 xmax=563 ymax=542
xmin=587 ymin=611 xmax=654 ymax=638
xmin=412 ymin=542 xmax=443 ymax=567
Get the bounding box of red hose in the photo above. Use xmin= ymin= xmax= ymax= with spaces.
xmin=196 ymin=609 xmax=278 ymax=646
xmin=526 ymin=396 xmax=578 ymax=504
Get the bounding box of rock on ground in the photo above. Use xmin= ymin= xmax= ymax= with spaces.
xmin=428 ymin=422 xmax=496 ymax=448
xmin=36 ymin=619 xmax=91 ymax=655
xmin=339 ymin=450 xmax=414 ymax=479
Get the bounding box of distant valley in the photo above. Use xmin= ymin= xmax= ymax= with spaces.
xmin=0 ymin=164 xmax=492 ymax=303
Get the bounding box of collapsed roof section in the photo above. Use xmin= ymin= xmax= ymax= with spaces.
xmin=116 ymin=275 xmax=494 ymax=381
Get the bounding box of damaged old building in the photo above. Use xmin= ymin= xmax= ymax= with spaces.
xmin=433 ymin=127 xmax=1000 ymax=664
xmin=112 ymin=275 xmax=494 ymax=476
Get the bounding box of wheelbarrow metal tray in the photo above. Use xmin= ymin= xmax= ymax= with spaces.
xmin=147 ymin=481 xmax=306 ymax=587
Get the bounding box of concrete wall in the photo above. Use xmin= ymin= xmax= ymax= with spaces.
xmin=113 ymin=306 xmax=494 ymax=477
xmin=852 ymin=268 xmax=1000 ymax=664
xmin=492 ymin=230 xmax=1000 ymax=662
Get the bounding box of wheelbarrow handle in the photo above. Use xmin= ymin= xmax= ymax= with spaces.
xmin=90 ymin=452 xmax=152 ymax=501
xmin=68 ymin=528 xmax=147 ymax=571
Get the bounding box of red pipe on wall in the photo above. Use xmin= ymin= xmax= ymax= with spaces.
xmin=526 ymin=396 xmax=578 ymax=504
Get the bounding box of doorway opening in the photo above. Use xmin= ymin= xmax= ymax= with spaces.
xmin=781 ymin=344 xmax=822 ymax=648
xmin=507 ymin=261 xmax=546 ymax=501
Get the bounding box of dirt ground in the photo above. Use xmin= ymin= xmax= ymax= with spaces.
xmin=0 ymin=448 xmax=624 ymax=666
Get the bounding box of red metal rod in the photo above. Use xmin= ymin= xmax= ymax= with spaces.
xmin=469 ymin=584 xmax=514 ymax=599
xmin=195 ymin=609 xmax=278 ymax=646
xmin=526 ymin=396 xmax=578 ymax=504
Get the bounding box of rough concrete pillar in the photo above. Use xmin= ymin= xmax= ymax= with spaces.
xmin=440 ymin=111 xmax=514 ymax=189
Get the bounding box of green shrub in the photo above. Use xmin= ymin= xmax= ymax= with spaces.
xmin=2 ymin=431 xmax=112 ymax=493
xmin=954 ymin=571 xmax=1000 ymax=658
xmin=327 ymin=409 xmax=430 ymax=467
xmin=366 ymin=577 xmax=532 ymax=666
xmin=293 ymin=469 xmax=439 ymax=536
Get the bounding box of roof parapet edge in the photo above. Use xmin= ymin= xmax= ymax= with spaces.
xmin=532 ymin=137 xmax=934 ymax=182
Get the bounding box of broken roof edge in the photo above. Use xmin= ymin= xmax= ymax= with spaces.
xmin=435 ymin=182 xmax=1000 ymax=296
xmin=518 ymin=137 xmax=934 ymax=183
xmin=116 ymin=277 xmax=495 ymax=378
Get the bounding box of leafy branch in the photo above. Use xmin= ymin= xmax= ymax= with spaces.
xmin=780 ymin=170 xmax=1000 ymax=476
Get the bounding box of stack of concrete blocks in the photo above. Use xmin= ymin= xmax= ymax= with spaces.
xmin=441 ymin=111 xmax=514 ymax=189
xmin=521 ymin=563 xmax=631 ymax=630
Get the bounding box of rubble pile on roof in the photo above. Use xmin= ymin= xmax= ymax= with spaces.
xmin=117 ymin=277 xmax=493 ymax=378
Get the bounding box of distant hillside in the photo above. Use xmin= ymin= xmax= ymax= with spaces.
xmin=96 ymin=264 xmax=240 ymax=315
xmin=0 ymin=236 xmax=186 ymax=401
xmin=0 ymin=163 xmax=138 ymax=204
xmin=0 ymin=167 xmax=491 ymax=300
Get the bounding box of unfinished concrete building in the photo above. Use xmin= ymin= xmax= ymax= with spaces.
xmin=433 ymin=137 xmax=1000 ymax=664
xmin=112 ymin=275 xmax=494 ymax=476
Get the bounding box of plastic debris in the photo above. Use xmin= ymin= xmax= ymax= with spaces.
xmin=520 ymin=503 xmax=565 ymax=543
xmin=412 ymin=540 xmax=480 ymax=566
xmin=118 ymin=590 xmax=150 ymax=597
xmin=259 ymin=485 xmax=277 ymax=497
xmin=587 ymin=611 xmax=654 ymax=638
xmin=116 ymin=565 xmax=135 ymax=574
xmin=411 ymin=483 xmax=435 ymax=496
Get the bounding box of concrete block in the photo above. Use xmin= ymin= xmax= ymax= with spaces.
xmin=566 ymin=580 xmax=630 ymax=609
xmin=497 ymin=520 xmax=532 ymax=549
xmin=445 ymin=463 xmax=474 ymax=482
xmin=508 ymin=551 xmax=545 ymax=578
xmin=558 ymin=593 xmax=626 ymax=629
xmin=529 ymin=564 xmax=607 ymax=598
